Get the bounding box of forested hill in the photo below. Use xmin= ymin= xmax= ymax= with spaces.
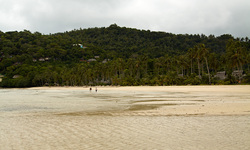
xmin=0 ymin=24 xmax=249 ymax=87
xmin=64 ymin=24 xmax=236 ymax=58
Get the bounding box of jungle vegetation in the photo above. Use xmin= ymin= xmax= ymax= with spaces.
xmin=0 ymin=24 xmax=249 ymax=87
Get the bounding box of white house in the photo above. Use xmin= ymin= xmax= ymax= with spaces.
xmin=214 ymin=71 xmax=226 ymax=80
xmin=0 ymin=74 xmax=4 ymax=82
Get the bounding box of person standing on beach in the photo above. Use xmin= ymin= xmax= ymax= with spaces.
xmin=90 ymin=87 xmax=92 ymax=92
xmin=95 ymin=87 xmax=97 ymax=92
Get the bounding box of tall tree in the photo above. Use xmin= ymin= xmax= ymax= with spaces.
xmin=226 ymin=39 xmax=247 ymax=81
xmin=194 ymin=45 xmax=202 ymax=78
xmin=187 ymin=48 xmax=195 ymax=74
xmin=199 ymin=44 xmax=211 ymax=84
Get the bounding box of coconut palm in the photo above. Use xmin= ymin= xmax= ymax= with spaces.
xmin=226 ymin=39 xmax=247 ymax=81
xmin=187 ymin=48 xmax=195 ymax=74
xmin=178 ymin=55 xmax=188 ymax=76
xmin=193 ymin=45 xmax=202 ymax=78
xmin=193 ymin=44 xmax=211 ymax=84
xmin=199 ymin=44 xmax=211 ymax=84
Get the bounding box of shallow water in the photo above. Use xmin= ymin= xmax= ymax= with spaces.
xmin=0 ymin=87 xmax=250 ymax=150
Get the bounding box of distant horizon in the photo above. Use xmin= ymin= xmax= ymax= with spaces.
xmin=1 ymin=0 xmax=250 ymax=38
xmin=1 ymin=24 xmax=249 ymax=39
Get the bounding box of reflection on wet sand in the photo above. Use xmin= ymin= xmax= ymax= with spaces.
xmin=0 ymin=85 xmax=250 ymax=150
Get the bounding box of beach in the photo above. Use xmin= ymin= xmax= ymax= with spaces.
xmin=0 ymin=85 xmax=250 ymax=149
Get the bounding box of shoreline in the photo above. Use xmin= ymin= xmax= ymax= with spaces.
xmin=1 ymin=84 xmax=250 ymax=92
xmin=1 ymin=85 xmax=249 ymax=116
xmin=26 ymin=85 xmax=250 ymax=116
xmin=28 ymin=85 xmax=250 ymax=92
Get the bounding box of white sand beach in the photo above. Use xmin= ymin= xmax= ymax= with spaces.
xmin=31 ymin=85 xmax=250 ymax=116
xmin=0 ymin=85 xmax=250 ymax=150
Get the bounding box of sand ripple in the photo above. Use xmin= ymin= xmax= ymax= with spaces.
xmin=1 ymin=86 xmax=250 ymax=149
xmin=1 ymin=115 xmax=250 ymax=150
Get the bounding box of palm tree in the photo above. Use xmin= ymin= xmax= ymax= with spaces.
xmin=187 ymin=48 xmax=195 ymax=74
xmin=199 ymin=44 xmax=211 ymax=84
xmin=163 ymin=54 xmax=172 ymax=73
xmin=117 ymin=58 xmax=125 ymax=78
xmin=139 ymin=55 xmax=149 ymax=78
xmin=226 ymin=39 xmax=247 ymax=81
xmin=127 ymin=58 xmax=135 ymax=77
xmin=194 ymin=45 xmax=202 ymax=78
xmin=209 ymin=53 xmax=219 ymax=73
xmin=154 ymin=58 xmax=162 ymax=76
xmin=247 ymin=53 xmax=250 ymax=72
xmin=193 ymin=44 xmax=211 ymax=84
xmin=178 ymin=55 xmax=188 ymax=76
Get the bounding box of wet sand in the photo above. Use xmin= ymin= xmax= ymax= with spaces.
xmin=0 ymin=85 xmax=250 ymax=149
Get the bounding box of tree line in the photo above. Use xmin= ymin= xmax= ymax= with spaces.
xmin=0 ymin=24 xmax=249 ymax=87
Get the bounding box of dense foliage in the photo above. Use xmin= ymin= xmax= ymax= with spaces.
xmin=0 ymin=24 xmax=249 ymax=87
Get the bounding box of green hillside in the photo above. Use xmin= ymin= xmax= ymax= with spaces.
xmin=0 ymin=24 xmax=249 ymax=87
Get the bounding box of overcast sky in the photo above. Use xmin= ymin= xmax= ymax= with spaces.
xmin=0 ymin=0 xmax=250 ymax=38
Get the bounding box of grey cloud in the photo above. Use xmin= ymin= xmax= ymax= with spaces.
xmin=0 ymin=0 xmax=249 ymax=38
